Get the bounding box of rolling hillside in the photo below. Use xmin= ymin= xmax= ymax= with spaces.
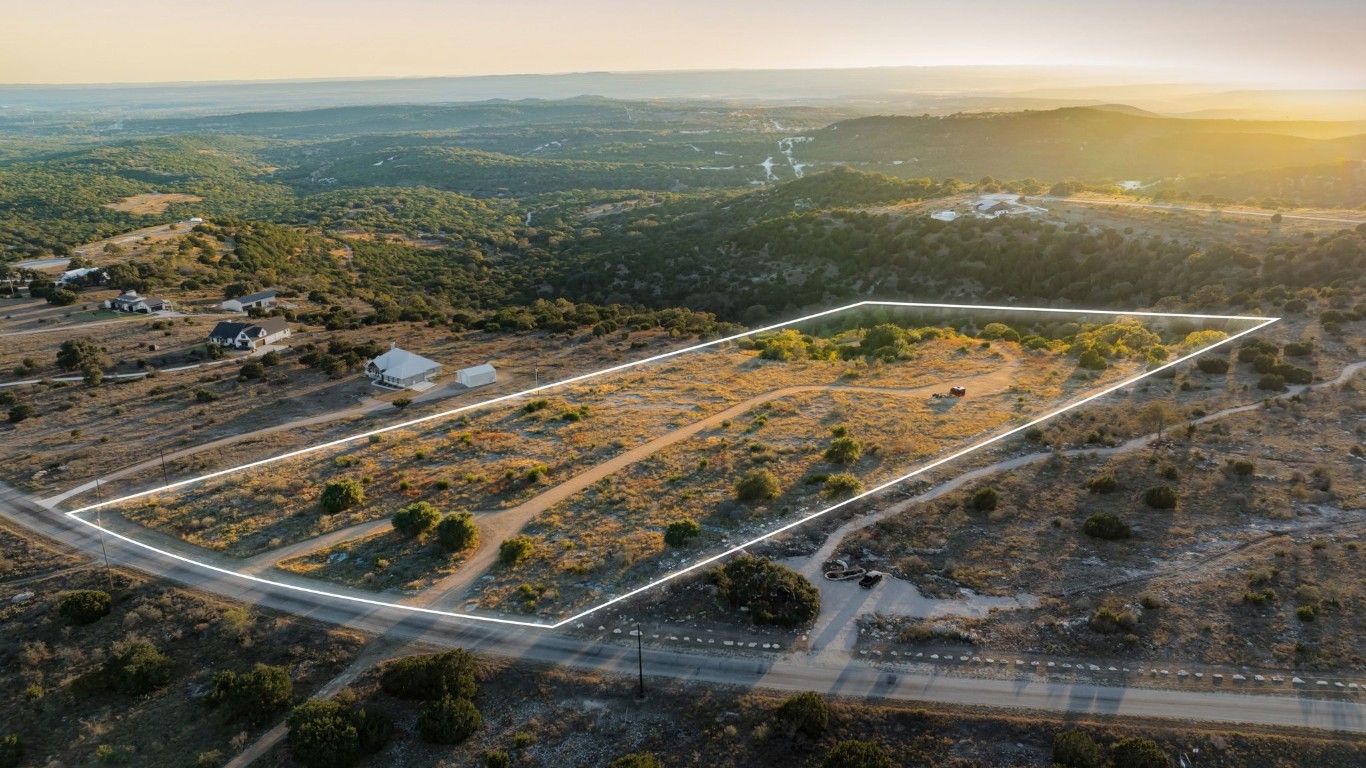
xmin=804 ymin=108 xmax=1366 ymax=181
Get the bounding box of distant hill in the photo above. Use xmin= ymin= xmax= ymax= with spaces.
xmin=804 ymin=108 xmax=1366 ymax=181
xmin=1084 ymin=103 xmax=1167 ymax=118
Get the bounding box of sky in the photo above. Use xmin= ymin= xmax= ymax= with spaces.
xmin=2 ymin=0 xmax=1362 ymax=87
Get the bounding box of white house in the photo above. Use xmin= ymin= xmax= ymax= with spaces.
xmin=456 ymin=363 xmax=497 ymax=388
xmin=104 ymin=290 xmax=171 ymax=314
xmin=365 ymin=344 xmax=442 ymax=390
xmin=208 ymin=317 xmax=291 ymax=350
xmin=221 ymin=289 xmax=278 ymax=313
xmin=58 ymin=267 xmax=109 ymax=286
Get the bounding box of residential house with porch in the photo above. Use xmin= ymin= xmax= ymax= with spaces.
xmin=208 ymin=316 xmax=292 ymax=350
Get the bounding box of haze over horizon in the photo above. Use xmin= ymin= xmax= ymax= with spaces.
xmin=3 ymin=0 xmax=1363 ymax=88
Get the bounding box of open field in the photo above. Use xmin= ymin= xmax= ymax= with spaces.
xmin=116 ymin=331 xmax=1013 ymax=556
xmin=4 ymin=318 xmax=683 ymax=498
xmin=84 ymin=305 xmax=1255 ymax=626
xmin=102 ymin=193 xmax=205 ymax=215
xmin=828 ymin=303 xmax=1366 ymax=672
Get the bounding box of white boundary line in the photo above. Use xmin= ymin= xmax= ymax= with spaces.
xmin=58 ymin=301 xmax=1277 ymax=629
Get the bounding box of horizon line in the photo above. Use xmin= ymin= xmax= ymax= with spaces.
xmin=0 ymin=63 xmax=1270 ymax=90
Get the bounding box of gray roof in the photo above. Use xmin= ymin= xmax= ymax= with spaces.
xmin=242 ymin=316 xmax=289 ymax=338
xmin=209 ymin=321 xmax=248 ymax=339
xmin=112 ymin=292 xmax=168 ymax=306
xmin=367 ymin=346 xmax=441 ymax=379
xmin=211 ymin=317 xmax=288 ymax=340
xmin=231 ymin=289 xmax=277 ymax=304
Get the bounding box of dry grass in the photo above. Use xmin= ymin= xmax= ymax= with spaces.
xmin=839 ymin=321 xmax=1366 ymax=670
xmin=277 ymin=527 xmax=474 ymax=592
xmin=0 ymin=515 xmax=83 ymax=581
xmin=474 ymin=345 xmax=1147 ymax=619
xmin=102 ymin=193 xmax=204 ymax=214
xmin=5 ymin=321 xmax=675 ymax=500
xmin=111 ymin=333 xmax=1004 ymax=555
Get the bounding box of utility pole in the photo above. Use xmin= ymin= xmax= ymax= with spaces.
xmin=92 ymin=479 xmax=114 ymax=590
xmin=158 ymin=447 xmax=170 ymax=487
xmin=635 ymin=622 xmax=645 ymax=700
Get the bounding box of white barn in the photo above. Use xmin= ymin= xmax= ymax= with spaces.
xmin=221 ymin=289 xmax=278 ymax=313
xmin=456 ymin=363 xmax=497 ymax=388
xmin=365 ymin=344 xmax=442 ymax=390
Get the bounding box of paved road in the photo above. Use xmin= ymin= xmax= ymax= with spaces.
xmin=1 ymin=487 xmax=1361 ymax=733
xmin=11 ymin=257 xmax=72 ymax=270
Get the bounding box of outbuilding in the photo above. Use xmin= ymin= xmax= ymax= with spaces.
xmin=221 ymin=289 xmax=278 ymax=313
xmin=456 ymin=363 xmax=497 ymax=388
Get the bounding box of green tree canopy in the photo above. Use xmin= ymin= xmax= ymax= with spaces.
xmin=320 ymin=479 xmax=365 ymax=514
xmin=822 ymin=740 xmax=893 ymax=768
xmin=416 ymin=696 xmax=480 ymax=745
xmin=712 ymin=555 xmax=820 ymax=627
xmin=437 ymin=511 xmax=480 ymax=552
xmin=735 ymin=468 xmax=781 ymax=503
xmin=209 ymin=663 xmax=294 ymax=726
xmin=773 ymin=691 xmax=829 ymax=739
xmin=392 ymin=501 xmax=442 ymax=537
xmin=56 ymin=338 xmax=105 ymax=371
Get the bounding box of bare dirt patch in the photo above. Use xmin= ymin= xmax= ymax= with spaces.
xmin=102 ymin=193 xmax=204 ymax=215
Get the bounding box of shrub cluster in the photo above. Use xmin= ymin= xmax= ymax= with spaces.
xmin=1053 ymin=729 xmax=1103 ymax=768
xmin=98 ymin=641 xmax=174 ymax=696
xmin=824 ymin=436 xmax=862 ymax=465
xmin=378 ymin=650 xmax=481 ymax=747
xmin=392 ymin=501 xmax=441 ymax=537
xmin=287 ymin=699 xmax=393 ymax=768
xmin=379 ymin=650 xmax=478 ymax=700
xmin=711 ymin=555 xmax=820 ymax=627
xmin=416 ymin=696 xmax=481 ymax=745
xmin=773 ymin=691 xmax=829 ymax=739
xmin=498 ymin=535 xmax=536 ymax=565
xmin=1086 ymin=473 xmax=1119 ymax=494
xmin=663 ymin=518 xmax=701 ymax=547
xmin=320 ymin=479 xmax=365 ymax=514
xmin=438 ymin=511 xmax=479 ymax=552
xmin=58 ymin=589 xmax=112 ymax=625
xmin=1143 ymin=485 xmax=1178 ymax=510
xmin=208 ymin=663 xmax=294 ymax=726
xmin=969 ymin=486 xmax=999 ymax=512
xmin=822 ymin=740 xmax=893 ymax=768
xmin=822 ymin=473 xmax=862 ymax=498
xmin=1083 ymin=512 xmax=1132 ymax=541
xmin=735 ymin=468 xmax=781 ymax=502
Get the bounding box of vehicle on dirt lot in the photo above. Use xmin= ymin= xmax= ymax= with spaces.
xmin=858 ymin=571 xmax=884 ymax=589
